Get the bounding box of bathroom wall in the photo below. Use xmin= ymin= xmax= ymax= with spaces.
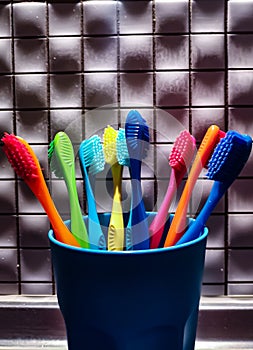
xmin=0 ymin=0 xmax=253 ymax=296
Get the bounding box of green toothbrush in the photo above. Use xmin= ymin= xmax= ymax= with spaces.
xmin=48 ymin=131 xmax=89 ymax=248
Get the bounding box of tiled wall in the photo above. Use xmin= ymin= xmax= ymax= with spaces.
xmin=0 ymin=0 xmax=253 ymax=296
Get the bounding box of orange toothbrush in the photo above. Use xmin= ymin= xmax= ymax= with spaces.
xmin=1 ymin=133 xmax=80 ymax=247
xmin=164 ymin=125 xmax=226 ymax=247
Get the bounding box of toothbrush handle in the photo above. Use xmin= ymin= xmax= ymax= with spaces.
xmin=130 ymin=177 xmax=149 ymax=250
xmin=84 ymin=169 xmax=106 ymax=250
xmin=177 ymin=181 xmax=227 ymax=245
xmin=108 ymin=164 xmax=124 ymax=251
xmin=149 ymin=169 xmax=182 ymax=249
xmin=29 ymin=179 xmax=80 ymax=247
xmin=67 ymin=180 xmax=89 ymax=249
xmin=164 ymin=157 xmax=203 ymax=246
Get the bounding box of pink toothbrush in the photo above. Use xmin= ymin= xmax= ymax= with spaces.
xmin=149 ymin=130 xmax=196 ymax=249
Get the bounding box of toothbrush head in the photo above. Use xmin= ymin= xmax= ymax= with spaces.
xmin=116 ymin=128 xmax=130 ymax=167
xmin=103 ymin=125 xmax=118 ymax=166
xmin=197 ymin=125 xmax=226 ymax=169
xmin=207 ymin=130 xmax=252 ymax=183
xmin=1 ymin=133 xmax=39 ymax=181
xmin=169 ymin=130 xmax=196 ymax=173
xmin=79 ymin=135 xmax=105 ymax=175
xmin=125 ymin=110 xmax=150 ymax=160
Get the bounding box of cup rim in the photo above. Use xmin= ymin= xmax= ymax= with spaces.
xmin=48 ymin=213 xmax=208 ymax=255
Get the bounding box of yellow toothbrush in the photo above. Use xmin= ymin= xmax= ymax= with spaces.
xmin=103 ymin=125 xmax=124 ymax=251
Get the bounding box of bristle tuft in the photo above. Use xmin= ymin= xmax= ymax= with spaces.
xmin=1 ymin=133 xmax=38 ymax=181
xmin=79 ymin=135 xmax=104 ymax=175
xmin=125 ymin=110 xmax=150 ymax=159
xmin=116 ymin=128 xmax=130 ymax=167
xmin=207 ymin=131 xmax=252 ymax=182
xmin=103 ymin=125 xmax=118 ymax=165
xmin=169 ymin=130 xmax=195 ymax=171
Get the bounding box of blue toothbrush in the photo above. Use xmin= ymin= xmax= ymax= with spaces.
xmin=177 ymin=131 xmax=252 ymax=245
xmin=79 ymin=135 xmax=106 ymax=250
xmin=125 ymin=110 xmax=150 ymax=250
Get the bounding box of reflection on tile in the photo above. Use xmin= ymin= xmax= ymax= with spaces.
xmin=50 ymin=109 xmax=83 ymax=143
xmin=14 ymin=39 xmax=46 ymax=73
xmin=228 ymin=214 xmax=253 ymax=247
xmin=0 ymin=283 xmax=19 ymax=295
xmin=21 ymin=283 xmax=52 ymax=295
xmin=49 ymin=37 xmax=81 ymax=72
xmin=48 ymin=3 xmax=81 ymax=36
xmin=120 ymin=35 xmax=153 ymax=71
xmin=192 ymin=0 xmax=224 ymax=33
xmin=228 ymin=71 xmax=253 ymax=105
xmin=206 ymin=215 xmax=225 ymax=249
xmin=192 ymin=179 xmax=225 ymax=216
xmin=228 ymin=179 xmax=253 ymax=212
xmin=156 ymin=71 xmax=189 ymax=107
xmin=228 ymin=35 xmax=253 ymax=69
xmin=0 ymin=249 xmax=18 ymax=281
xmin=191 ymin=34 xmax=224 ymax=69
xmin=191 ymin=108 xmax=225 ymax=142
xmin=50 ymin=74 xmax=81 ymax=108
xmin=0 ymin=216 xmax=17 ymax=247
xmin=156 ymin=35 xmax=189 ymax=70
xmin=0 ymin=180 xmax=15 ymax=214
xmin=155 ymin=0 xmax=188 ymax=33
xmin=228 ymin=283 xmax=253 ymax=296
xmin=120 ymin=73 xmax=153 ymax=107
xmin=84 ymin=108 xmax=118 ymax=140
xmin=203 ymin=249 xmax=224 ymax=283
xmin=16 ymin=110 xmax=48 ymax=143
xmin=20 ymin=249 xmax=52 ymax=282
xmin=228 ymin=249 xmax=253 ymax=282
xmin=50 ymin=179 xmax=84 ymax=216
xmin=19 ymin=215 xmax=50 ymax=248
xmin=18 ymin=179 xmax=47 ymax=214
xmin=13 ymin=2 xmax=46 ymax=37
xmin=142 ymin=180 xmax=155 ymax=212
xmin=0 ymin=75 xmax=12 ymax=109
xmin=0 ymin=39 xmax=11 ymax=73
xmin=119 ymin=1 xmax=152 ymax=34
xmin=201 ymin=284 xmax=224 ymax=296
xmin=83 ymin=1 xmax=117 ymax=35
xmin=192 ymin=72 xmax=224 ymax=106
xmin=156 ymin=144 xmax=172 ymax=178
xmin=228 ymin=1 xmax=253 ymax=32
xmin=84 ymin=37 xmax=117 ymax=72
xmin=85 ymin=73 xmax=117 ymax=108
xmin=15 ymin=74 xmax=47 ymax=109
xmin=156 ymin=108 xmax=190 ymax=143
xmin=0 ymin=111 xmax=14 ymax=178
xmin=0 ymin=5 xmax=11 ymax=37
xmin=229 ymin=108 xmax=253 ymax=136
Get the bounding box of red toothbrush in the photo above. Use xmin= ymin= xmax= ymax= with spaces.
xmin=1 ymin=133 xmax=80 ymax=247
xmin=149 ymin=130 xmax=196 ymax=249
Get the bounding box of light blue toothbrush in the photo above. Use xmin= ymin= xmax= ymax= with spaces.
xmin=79 ymin=135 xmax=106 ymax=250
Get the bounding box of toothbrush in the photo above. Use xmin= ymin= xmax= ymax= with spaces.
xmin=79 ymin=135 xmax=106 ymax=250
xmin=177 ymin=131 xmax=252 ymax=245
xmin=1 ymin=133 xmax=80 ymax=247
xmin=164 ymin=125 xmax=226 ymax=247
xmin=149 ymin=130 xmax=196 ymax=249
xmin=116 ymin=127 xmax=133 ymax=250
xmin=48 ymin=131 xmax=89 ymax=249
xmin=103 ymin=125 xmax=124 ymax=251
xmin=125 ymin=110 xmax=150 ymax=250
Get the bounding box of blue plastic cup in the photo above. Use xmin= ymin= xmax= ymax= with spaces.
xmin=48 ymin=213 xmax=208 ymax=350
